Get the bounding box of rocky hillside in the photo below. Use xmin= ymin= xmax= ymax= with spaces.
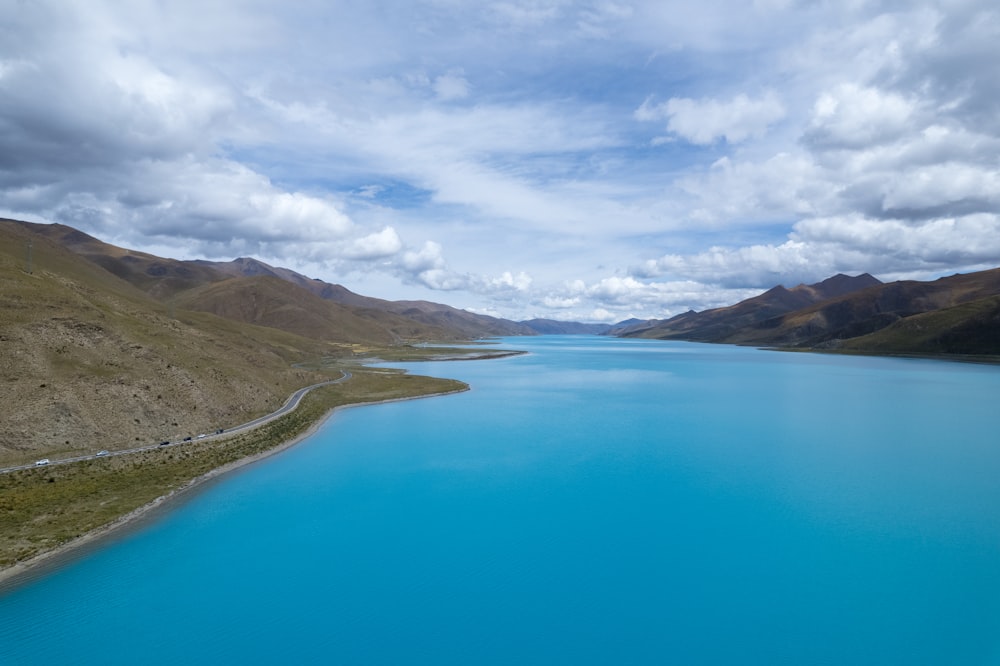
xmin=169 ymin=275 xmax=458 ymax=345
xmin=195 ymin=256 xmax=538 ymax=339
xmin=0 ymin=218 xmax=535 ymax=466
xmin=623 ymin=268 xmax=1000 ymax=357
xmin=836 ymin=294 xmax=1000 ymax=355
xmin=12 ymin=220 xmax=535 ymax=341
xmin=519 ymin=319 xmax=612 ymax=335
xmin=621 ymin=273 xmax=881 ymax=340
xmin=725 ymin=268 xmax=1000 ymax=352
xmin=0 ymin=220 xmax=334 ymax=465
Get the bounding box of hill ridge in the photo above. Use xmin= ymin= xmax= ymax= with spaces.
xmin=8 ymin=219 xmax=535 ymax=342
xmin=621 ymin=268 xmax=1000 ymax=356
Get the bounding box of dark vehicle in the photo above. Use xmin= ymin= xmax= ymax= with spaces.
xmin=183 ymin=436 xmax=192 ymax=441
xmin=159 ymin=441 xmax=170 ymax=446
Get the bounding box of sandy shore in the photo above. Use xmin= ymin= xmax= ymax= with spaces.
xmin=0 ymin=386 xmax=469 ymax=592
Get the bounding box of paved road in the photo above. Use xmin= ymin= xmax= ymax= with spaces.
xmin=0 ymin=371 xmax=352 ymax=475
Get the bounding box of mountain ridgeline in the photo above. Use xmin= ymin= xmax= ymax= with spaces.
xmin=8 ymin=220 xmax=538 ymax=343
xmin=0 ymin=218 xmax=539 ymax=462
xmin=616 ymin=270 xmax=1000 ymax=357
xmin=3 ymin=216 xmax=998 ymax=464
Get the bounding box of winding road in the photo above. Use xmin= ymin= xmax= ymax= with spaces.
xmin=0 ymin=371 xmax=352 ymax=475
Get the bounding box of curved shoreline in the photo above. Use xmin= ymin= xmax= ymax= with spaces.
xmin=0 ymin=385 xmax=469 ymax=592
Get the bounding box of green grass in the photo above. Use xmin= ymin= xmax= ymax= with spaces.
xmin=838 ymin=294 xmax=1000 ymax=356
xmin=0 ymin=369 xmax=466 ymax=569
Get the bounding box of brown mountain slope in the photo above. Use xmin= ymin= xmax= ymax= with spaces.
xmin=726 ymin=268 xmax=1000 ymax=348
xmin=11 ymin=221 xmax=532 ymax=342
xmin=628 ymin=273 xmax=881 ymax=341
xmin=5 ymin=219 xmax=227 ymax=300
xmin=0 ymin=220 xmax=334 ymax=465
xmin=198 ymin=257 xmax=537 ymax=338
xmin=837 ymin=294 xmax=1000 ymax=355
xmin=169 ymin=275 xmax=459 ymax=345
xmin=384 ymin=299 xmax=536 ymax=338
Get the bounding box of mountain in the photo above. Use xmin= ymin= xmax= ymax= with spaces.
xmin=169 ymin=275 xmax=458 ymax=345
xmin=192 ymin=257 xmax=369 ymax=304
xmin=723 ymin=269 xmax=1000 ymax=351
xmin=194 ymin=257 xmax=538 ymax=338
xmin=0 ymin=217 xmax=537 ymax=463
xmin=519 ymin=319 xmax=612 ymax=335
xmin=836 ymin=294 xmax=1000 ymax=355
xmin=17 ymin=222 xmax=227 ymax=300
xmin=0 ymin=219 xmax=336 ymax=462
xmin=627 ymin=273 xmax=882 ymax=341
xmin=603 ymin=318 xmax=661 ymax=336
xmin=9 ymin=221 xmax=533 ymax=343
xmin=623 ymin=268 xmax=1000 ymax=357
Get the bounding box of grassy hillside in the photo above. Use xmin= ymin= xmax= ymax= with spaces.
xmin=169 ymin=274 xmax=458 ymax=345
xmin=629 ymin=273 xmax=881 ymax=341
xmin=0 ymin=219 xmax=523 ymax=576
xmin=837 ymin=294 xmax=1000 ymax=356
xmin=725 ymin=269 xmax=1000 ymax=348
xmin=623 ymin=267 xmax=1000 ymax=358
xmin=0 ymin=369 xmax=467 ymax=570
xmin=0 ymin=221 xmax=341 ymax=466
xmin=6 ymin=220 xmax=227 ymax=300
xmin=12 ymin=221 xmax=534 ymax=342
xmin=196 ymin=256 xmax=538 ymax=338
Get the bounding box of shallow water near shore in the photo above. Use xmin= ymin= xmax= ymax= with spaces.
xmin=3 ymin=336 xmax=1000 ymax=664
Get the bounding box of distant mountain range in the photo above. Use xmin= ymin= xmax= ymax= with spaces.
xmin=3 ymin=216 xmax=998 ymax=465
xmin=8 ymin=220 xmax=542 ymax=343
xmin=519 ymin=319 xmax=612 ymax=335
xmin=612 ymin=273 xmax=883 ymax=340
xmin=6 ymin=216 xmax=998 ymax=381
xmin=1 ymin=218 xmax=563 ymax=459
xmin=617 ymin=270 xmax=1000 ymax=357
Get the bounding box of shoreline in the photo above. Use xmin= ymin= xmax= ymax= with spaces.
xmin=0 ymin=385 xmax=469 ymax=592
xmin=766 ymin=344 xmax=1000 ymax=365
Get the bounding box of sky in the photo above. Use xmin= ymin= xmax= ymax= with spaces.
xmin=2 ymin=0 xmax=999 ymax=322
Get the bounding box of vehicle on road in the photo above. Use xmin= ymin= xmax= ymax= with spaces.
xmin=35 ymin=459 xmax=50 ymax=466
xmin=96 ymin=450 xmax=109 ymax=456
xmin=159 ymin=441 xmax=170 ymax=446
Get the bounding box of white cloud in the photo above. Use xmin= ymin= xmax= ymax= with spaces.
xmin=673 ymin=152 xmax=825 ymax=225
xmin=489 ymin=271 xmax=533 ymax=291
xmin=636 ymin=92 xmax=786 ymax=145
xmin=433 ymin=72 xmax=470 ymax=100
xmin=488 ymin=1 xmax=562 ymax=29
xmin=804 ymin=83 xmax=916 ymax=150
xmin=637 ymin=242 xmax=824 ymax=288
xmin=794 ymin=214 xmax=1000 ymax=268
xmin=401 ymin=240 xmax=447 ymax=274
xmin=879 ymin=164 xmax=1000 ymax=214
xmin=344 ymin=227 xmax=403 ymax=259
xmin=543 ymin=295 xmax=582 ymax=309
xmin=3 ymin=0 xmax=1000 ymax=323
xmin=634 ymin=212 xmax=1000 ymax=292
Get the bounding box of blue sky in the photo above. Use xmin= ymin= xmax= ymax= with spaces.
xmin=2 ymin=1 xmax=999 ymax=321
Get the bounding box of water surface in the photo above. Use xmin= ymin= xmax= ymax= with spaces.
xmin=2 ymin=337 xmax=1000 ymax=664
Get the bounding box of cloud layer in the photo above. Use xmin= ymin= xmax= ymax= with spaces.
xmin=2 ymin=1 xmax=998 ymax=322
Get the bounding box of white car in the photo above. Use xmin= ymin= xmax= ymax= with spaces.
xmin=35 ymin=459 xmax=50 ymax=466
xmin=96 ymin=450 xmax=109 ymax=456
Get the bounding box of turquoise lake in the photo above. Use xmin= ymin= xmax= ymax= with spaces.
xmin=2 ymin=336 xmax=1000 ymax=664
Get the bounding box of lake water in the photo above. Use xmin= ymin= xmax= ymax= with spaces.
xmin=3 ymin=336 xmax=1000 ymax=664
